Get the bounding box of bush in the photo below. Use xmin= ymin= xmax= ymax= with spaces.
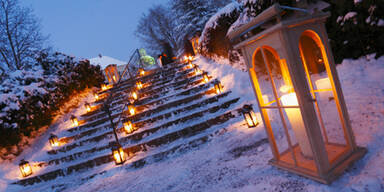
xmin=0 ymin=52 xmax=104 ymax=148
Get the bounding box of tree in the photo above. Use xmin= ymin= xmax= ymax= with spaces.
xmin=0 ymin=0 xmax=46 ymax=75
xmin=135 ymin=5 xmax=179 ymax=56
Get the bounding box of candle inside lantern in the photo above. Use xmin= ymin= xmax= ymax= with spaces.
xmin=194 ymin=66 xmax=201 ymax=75
xmin=128 ymin=105 xmax=135 ymax=116
xmin=85 ymin=103 xmax=91 ymax=112
xmin=203 ymin=72 xmax=209 ymax=83
xmin=123 ymin=121 xmax=134 ymax=134
xmin=214 ymin=82 xmax=223 ymax=94
xmin=94 ymin=93 xmax=99 ymax=101
xmin=315 ymin=77 xmax=332 ymax=100
xmin=19 ymin=160 xmax=32 ymax=177
xmin=101 ymin=84 xmax=107 ymax=91
xmin=112 ymin=145 xmax=126 ymax=165
xmin=131 ymin=91 xmax=138 ymax=100
xmin=71 ymin=116 xmax=79 ymax=127
xmin=280 ymin=92 xmax=313 ymax=158
xmin=49 ymin=134 xmax=59 ymax=147
xmin=112 ymin=75 xmax=116 ymax=82
xmin=136 ymin=81 xmax=143 ymax=90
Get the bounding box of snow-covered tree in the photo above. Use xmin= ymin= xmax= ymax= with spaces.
xmin=200 ymin=2 xmax=242 ymax=62
xmin=135 ymin=5 xmax=179 ymax=56
xmin=0 ymin=0 xmax=46 ymax=76
xmin=171 ymin=0 xmax=231 ymax=54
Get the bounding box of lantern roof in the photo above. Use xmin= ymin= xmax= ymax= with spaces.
xmin=227 ymin=1 xmax=330 ymax=49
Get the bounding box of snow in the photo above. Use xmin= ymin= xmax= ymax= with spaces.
xmin=1 ymin=54 xmax=384 ymax=191
xmin=89 ymin=56 xmax=126 ymax=70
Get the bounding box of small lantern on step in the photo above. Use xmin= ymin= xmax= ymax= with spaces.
xmin=128 ymin=104 xmax=135 ymax=116
xmin=242 ymin=105 xmax=259 ymax=128
xmin=123 ymin=120 xmax=135 ymax=134
xmin=194 ymin=66 xmax=202 ymax=75
xmin=71 ymin=115 xmax=79 ymax=127
xmin=101 ymin=84 xmax=108 ymax=91
xmin=202 ymin=72 xmax=209 ymax=83
xmin=111 ymin=144 xmax=126 ymax=165
xmin=85 ymin=102 xmax=91 ymax=112
xmin=214 ymin=81 xmax=223 ymax=94
xmin=94 ymin=93 xmax=99 ymax=101
xmin=136 ymin=81 xmax=143 ymax=90
xmin=19 ymin=159 xmax=32 ymax=177
xmin=131 ymin=91 xmax=138 ymax=101
xmin=188 ymin=62 xmax=194 ymax=69
xmin=139 ymin=68 xmax=145 ymax=76
xmin=49 ymin=134 xmax=59 ymax=147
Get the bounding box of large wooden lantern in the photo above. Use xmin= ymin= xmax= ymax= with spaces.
xmin=19 ymin=159 xmax=32 ymax=177
xmin=228 ymin=1 xmax=366 ymax=184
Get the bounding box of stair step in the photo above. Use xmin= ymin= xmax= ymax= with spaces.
xmin=47 ymin=97 xmax=239 ymax=157
xmin=14 ymin=106 xmax=243 ymax=186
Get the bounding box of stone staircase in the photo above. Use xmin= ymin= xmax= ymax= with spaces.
xmin=12 ymin=61 xmax=249 ymax=189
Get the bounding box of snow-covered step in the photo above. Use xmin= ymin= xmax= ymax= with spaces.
xmin=46 ymin=96 xmax=239 ymax=158
xmin=13 ymin=106 xmax=244 ymax=186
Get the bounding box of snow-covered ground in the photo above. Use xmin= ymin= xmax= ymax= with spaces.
xmin=1 ymin=55 xmax=383 ymax=191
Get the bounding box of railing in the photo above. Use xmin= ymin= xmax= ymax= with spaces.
xmin=119 ymin=49 xmax=144 ymax=82
xmin=103 ymin=48 xmax=146 ymax=151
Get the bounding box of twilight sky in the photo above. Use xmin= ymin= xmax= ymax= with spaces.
xmin=21 ymin=0 xmax=168 ymax=62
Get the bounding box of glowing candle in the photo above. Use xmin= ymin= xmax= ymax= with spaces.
xmin=101 ymin=84 xmax=107 ymax=91
xmin=315 ymin=78 xmax=332 ymax=100
xmin=85 ymin=103 xmax=91 ymax=112
xmin=94 ymin=93 xmax=99 ymax=100
xmin=280 ymin=93 xmax=313 ymax=158
xmin=123 ymin=121 xmax=134 ymax=134
xmin=128 ymin=105 xmax=135 ymax=116
xmin=131 ymin=91 xmax=138 ymax=100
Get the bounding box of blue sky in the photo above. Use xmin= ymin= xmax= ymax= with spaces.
xmin=21 ymin=0 xmax=168 ymax=61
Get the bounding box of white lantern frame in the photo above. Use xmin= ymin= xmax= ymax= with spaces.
xmin=228 ymin=2 xmax=366 ymax=184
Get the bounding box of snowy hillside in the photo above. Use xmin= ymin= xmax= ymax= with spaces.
xmin=89 ymin=56 xmax=127 ymax=70
xmin=1 ymin=54 xmax=383 ymax=192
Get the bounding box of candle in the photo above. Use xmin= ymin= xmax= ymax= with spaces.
xmin=280 ymin=93 xmax=313 ymax=158
xmin=315 ymin=78 xmax=332 ymax=100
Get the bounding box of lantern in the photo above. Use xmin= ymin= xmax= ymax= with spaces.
xmin=138 ymin=68 xmax=145 ymax=76
xmin=85 ymin=102 xmax=91 ymax=112
xmin=228 ymin=2 xmax=366 ymax=183
xmin=123 ymin=121 xmax=136 ymax=134
xmin=94 ymin=93 xmax=99 ymax=101
xmin=213 ymin=81 xmax=223 ymax=94
xmin=242 ymin=105 xmax=259 ymax=128
xmin=128 ymin=104 xmax=135 ymax=116
xmin=202 ymin=72 xmax=209 ymax=83
xmin=101 ymin=84 xmax=107 ymax=91
xmin=194 ymin=66 xmax=202 ymax=75
xmin=70 ymin=115 xmax=79 ymax=127
xmin=19 ymin=159 xmax=32 ymax=177
xmin=131 ymin=91 xmax=138 ymax=101
xmin=188 ymin=62 xmax=194 ymax=69
xmin=111 ymin=144 xmax=126 ymax=165
xmin=136 ymin=81 xmax=143 ymax=90
xmin=49 ymin=134 xmax=59 ymax=147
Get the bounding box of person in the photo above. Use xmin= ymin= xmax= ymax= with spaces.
xmin=157 ymin=54 xmax=163 ymax=68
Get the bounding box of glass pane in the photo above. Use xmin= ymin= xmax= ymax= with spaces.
xmin=263 ymin=47 xmax=314 ymax=160
xmin=254 ymin=50 xmax=277 ymax=107
xmin=300 ymin=32 xmax=349 ymax=164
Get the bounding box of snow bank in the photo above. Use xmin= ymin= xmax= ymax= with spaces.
xmin=89 ymin=56 xmax=126 ymax=70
